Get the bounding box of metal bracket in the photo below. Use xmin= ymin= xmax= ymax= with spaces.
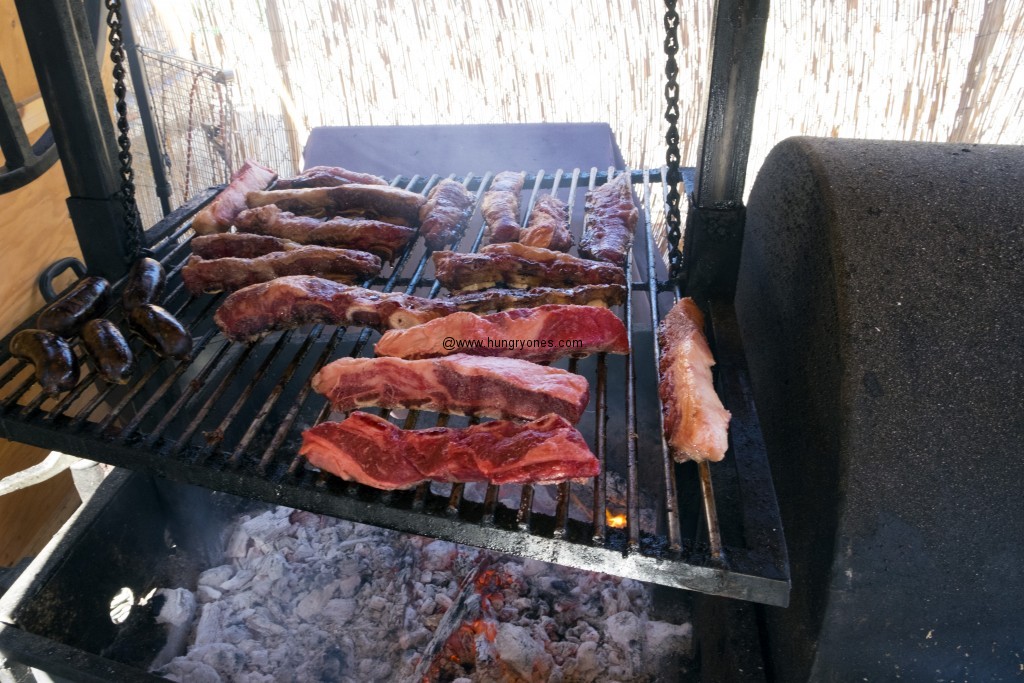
xmin=686 ymin=0 xmax=768 ymax=297
xmin=14 ymin=0 xmax=136 ymax=281
xmin=683 ymin=201 xmax=746 ymax=302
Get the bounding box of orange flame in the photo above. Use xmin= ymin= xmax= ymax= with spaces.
xmin=606 ymin=510 xmax=627 ymax=529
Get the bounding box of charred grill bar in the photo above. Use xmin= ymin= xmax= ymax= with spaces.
xmin=0 ymin=168 xmax=789 ymax=606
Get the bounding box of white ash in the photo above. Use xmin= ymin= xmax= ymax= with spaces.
xmin=154 ymin=506 xmax=692 ymax=682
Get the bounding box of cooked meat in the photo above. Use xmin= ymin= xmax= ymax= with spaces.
xmin=311 ymin=354 xmax=590 ymax=423
xmin=213 ymin=276 xmax=626 ymax=342
xmin=658 ymin=298 xmax=731 ymax=462
xmin=192 ymin=160 xmax=277 ymax=235
xmin=300 ymin=412 xmax=599 ymax=490
xmin=579 ymin=173 xmax=639 ymax=267
xmin=234 ymin=204 xmax=416 ymax=262
xmin=246 ymin=184 xmax=426 ymax=227
xmin=272 ymin=165 xmax=388 ymax=189
xmin=482 ymin=171 xmax=525 ymax=243
xmin=447 ymin=282 xmax=626 ymax=311
xmin=520 ymin=194 xmax=572 ymax=251
xmin=375 ymin=304 xmax=629 ymax=362
xmin=191 ymin=232 xmax=300 ymax=260
xmin=433 ymin=242 xmax=627 ymax=292
xmin=419 ymin=179 xmax=475 ymax=250
xmin=181 ymin=248 xmax=381 ymax=294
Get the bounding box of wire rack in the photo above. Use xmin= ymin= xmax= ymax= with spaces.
xmin=126 ymin=47 xmax=296 ymax=227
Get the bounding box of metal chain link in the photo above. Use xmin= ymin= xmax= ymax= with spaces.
xmin=663 ymin=0 xmax=684 ymax=280
xmin=105 ymin=0 xmax=144 ymax=263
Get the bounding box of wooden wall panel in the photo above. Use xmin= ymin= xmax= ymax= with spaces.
xmin=0 ymin=0 xmax=83 ymax=568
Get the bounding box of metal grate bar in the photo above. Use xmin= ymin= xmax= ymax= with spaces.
xmin=649 ymin=169 xmax=684 ymax=553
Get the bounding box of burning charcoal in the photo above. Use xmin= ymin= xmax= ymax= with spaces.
xmin=495 ymin=622 xmax=555 ymax=680
xmin=336 ymin=573 xmax=361 ymax=598
xmin=193 ymin=603 xmax=225 ymax=647
xmin=218 ymin=569 xmax=254 ymax=592
xmin=323 ymin=598 xmax=357 ymax=624
xmin=196 ymin=586 xmax=221 ymax=604
xmin=149 ymin=588 xmax=197 ymax=671
xmin=604 ymin=611 xmax=645 ymax=676
xmin=295 ymin=585 xmax=337 ymax=621
xmin=190 ymin=643 xmax=244 ymax=673
xmin=159 ymin=658 xmax=223 ymax=683
xmin=198 ymin=565 xmax=234 ymax=590
xmin=420 ymin=539 xmax=458 ymax=571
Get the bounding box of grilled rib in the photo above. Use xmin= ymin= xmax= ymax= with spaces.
xmin=375 ymin=304 xmax=629 ymax=362
xmin=246 ymin=184 xmax=426 ymax=227
xmin=311 ymin=354 xmax=590 ymax=423
xmin=433 ymin=242 xmax=626 ymax=292
xmin=301 ymin=412 xmax=599 ymax=490
xmin=419 ymin=179 xmax=475 ymax=250
xmin=482 ymin=171 xmax=525 ymax=243
xmin=520 ymin=194 xmax=572 ymax=251
xmin=191 ymin=160 xmax=277 ymax=235
xmin=191 ymin=232 xmax=300 ymax=260
xmin=181 ymin=248 xmax=381 ymax=294
xmin=234 ymin=204 xmax=416 ymax=262
xmin=272 ymin=165 xmax=388 ymax=189
xmin=212 ymin=276 xmax=626 ymax=343
xmin=579 ymin=173 xmax=639 ymax=267
xmin=658 ymin=298 xmax=731 ymax=462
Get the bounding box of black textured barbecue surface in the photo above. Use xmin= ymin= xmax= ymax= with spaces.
xmin=0 ymin=169 xmax=789 ymax=606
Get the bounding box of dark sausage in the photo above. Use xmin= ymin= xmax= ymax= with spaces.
xmin=128 ymin=304 xmax=192 ymax=359
xmin=10 ymin=329 xmax=80 ymax=395
xmin=122 ymin=257 xmax=166 ymax=310
xmin=81 ymin=319 xmax=134 ymax=384
xmin=36 ymin=276 xmax=110 ymax=338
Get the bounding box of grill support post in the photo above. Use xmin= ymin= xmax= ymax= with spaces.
xmin=685 ymin=0 xmax=769 ymax=301
xmin=14 ymin=0 xmax=136 ymax=281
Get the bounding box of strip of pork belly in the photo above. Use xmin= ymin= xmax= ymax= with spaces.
xmin=192 ymin=160 xmax=277 ymax=235
xmin=433 ymin=242 xmax=626 ymax=292
xmin=300 ymin=412 xmax=599 ymax=490
xmin=181 ymin=247 xmax=381 ymax=294
xmin=191 ymin=232 xmax=300 ymax=260
xmin=234 ymin=204 xmax=416 ymax=262
xmin=272 ymin=165 xmax=388 ymax=189
xmin=375 ymin=304 xmax=629 ymax=362
xmin=658 ymin=298 xmax=731 ymax=462
xmin=419 ymin=179 xmax=476 ymax=250
xmin=482 ymin=171 xmax=526 ymax=243
xmin=311 ymin=354 xmax=590 ymax=423
xmin=579 ymin=173 xmax=639 ymax=268
xmin=520 ymin=194 xmax=572 ymax=251
xmin=245 ymin=184 xmax=426 ymax=227
xmin=212 ymin=276 xmax=627 ymax=343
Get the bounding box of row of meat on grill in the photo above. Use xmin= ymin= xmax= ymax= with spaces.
xmin=183 ymin=162 xmax=629 ymax=489
xmin=185 ymin=162 xmax=729 ymax=489
xmin=184 ymin=160 xmax=729 ymax=491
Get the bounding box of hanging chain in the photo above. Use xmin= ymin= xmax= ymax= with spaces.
xmin=105 ymin=0 xmax=144 ymax=263
xmin=663 ymin=0 xmax=684 ymax=280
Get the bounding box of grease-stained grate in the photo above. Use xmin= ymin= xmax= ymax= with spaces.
xmin=0 ymin=169 xmax=788 ymax=606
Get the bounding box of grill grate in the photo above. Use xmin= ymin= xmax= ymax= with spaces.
xmin=0 ymin=169 xmax=789 ymax=606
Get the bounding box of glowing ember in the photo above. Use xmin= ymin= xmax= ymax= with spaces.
xmin=606 ymin=510 xmax=628 ymax=528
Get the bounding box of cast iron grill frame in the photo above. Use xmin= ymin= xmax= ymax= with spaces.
xmin=0 ymin=168 xmax=788 ymax=606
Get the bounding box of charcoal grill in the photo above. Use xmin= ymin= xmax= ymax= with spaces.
xmin=0 ymin=164 xmax=788 ymax=607
xmin=4 ymin=0 xmax=786 ymax=617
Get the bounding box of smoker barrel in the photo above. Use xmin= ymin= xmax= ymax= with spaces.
xmin=736 ymin=137 xmax=1024 ymax=681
